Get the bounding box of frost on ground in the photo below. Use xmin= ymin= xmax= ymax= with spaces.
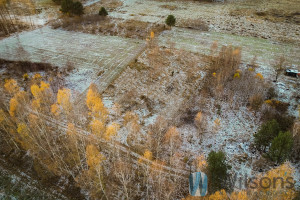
xmin=158 ymin=27 xmax=300 ymax=68
xmin=101 ymin=0 xmax=300 ymax=45
xmin=0 ymin=27 xmax=144 ymax=96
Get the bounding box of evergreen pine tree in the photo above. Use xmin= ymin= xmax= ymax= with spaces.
xmin=99 ymin=7 xmax=108 ymax=16
xmin=268 ymin=131 xmax=293 ymax=163
xmin=165 ymin=15 xmax=176 ymax=27
xmin=207 ymin=151 xmax=231 ymax=193
xmin=254 ymin=119 xmax=280 ymax=151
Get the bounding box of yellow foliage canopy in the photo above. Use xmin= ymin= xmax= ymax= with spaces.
xmin=195 ymin=112 xmax=202 ymax=123
xmin=86 ymin=144 xmax=105 ymax=168
xmin=90 ymin=119 xmax=105 ymax=136
xmin=57 ymin=88 xmax=72 ymax=112
xmin=144 ymin=150 xmax=152 ymax=160
xmin=31 ymin=81 xmax=50 ymax=99
xmin=4 ymin=79 xmax=19 ymax=94
xmin=16 ymin=123 xmax=31 ymax=150
xmin=86 ymin=85 xmax=108 ymax=121
xmin=9 ymin=97 xmax=18 ymax=117
xmin=0 ymin=109 xmax=5 ymax=124
xmin=51 ymin=104 xmax=60 ymax=116
xmin=31 ymin=99 xmax=41 ymax=110
xmin=164 ymin=126 xmax=180 ymax=143
xmin=150 ymin=31 xmax=155 ymax=39
xmin=256 ymin=73 xmax=264 ymax=80
xmin=104 ymin=123 xmax=119 ymax=140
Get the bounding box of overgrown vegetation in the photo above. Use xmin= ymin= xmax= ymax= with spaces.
xmin=60 ymin=0 xmax=83 ymax=16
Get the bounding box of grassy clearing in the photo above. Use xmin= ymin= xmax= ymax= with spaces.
xmin=159 ymin=28 xmax=300 ymax=67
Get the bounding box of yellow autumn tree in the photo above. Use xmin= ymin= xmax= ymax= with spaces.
xmin=16 ymin=123 xmax=32 ymax=150
xmin=195 ymin=111 xmax=203 ymax=130
xmin=86 ymin=84 xmax=108 ymax=122
xmin=30 ymin=81 xmax=51 ymax=108
xmin=0 ymin=109 xmax=4 ymax=124
xmin=51 ymin=103 xmax=60 ymax=116
xmin=86 ymin=144 xmax=105 ymax=168
xmin=31 ymin=99 xmax=41 ymax=111
xmin=9 ymin=97 xmax=18 ymax=117
xmin=4 ymin=79 xmax=19 ymax=94
xmin=104 ymin=122 xmax=119 ymax=141
xmin=57 ymin=88 xmax=72 ymax=112
xmin=9 ymin=91 xmax=27 ymax=117
xmin=139 ymin=149 xmax=153 ymax=163
xmin=90 ymin=119 xmax=105 ymax=136
xmin=164 ymin=126 xmax=182 ymax=157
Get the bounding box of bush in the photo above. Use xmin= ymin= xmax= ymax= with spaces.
xmin=261 ymin=109 xmax=295 ymax=132
xmin=165 ymin=15 xmax=176 ymax=26
xmin=264 ymin=99 xmax=289 ymax=114
xmin=72 ymin=1 xmax=84 ymax=15
xmin=254 ymin=119 xmax=280 ymax=151
xmin=99 ymin=7 xmax=108 ymax=16
xmin=60 ymin=0 xmax=83 ymax=16
xmin=266 ymin=87 xmax=277 ymax=99
xmin=61 ymin=0 xmax=73 ymax=13
xmin=249 ymin=94 xmax=264 ymax=111
xmin=207 ymin=151 xmax=231 ymax=193
xmin=268 ymin=131 xmax=293 ymax=163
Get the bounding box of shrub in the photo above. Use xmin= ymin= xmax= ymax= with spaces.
xmin=254 ymin=119 xmax=280 ymax=151
xmin=61 ymin=0 xmax=73 ymax=13
xmin=207 ymin=151 xmax=231 ymax=193
xmin=266 ymin=87 xmax=277 ymax=99
xmin=261 ymin=109 xmax=295 ymax=132
xmin=99 ymin=7 xmax=108 ymax=16
xmin=268 ymin=131 xmax=293 ymax=163
xmin=264 ymin=99 xmax=289 ymax=114
xmin=165 ymin=15 xmax=176 ymax=27
xmin=72 ymin=1 xmax=84 ymax=15
xmin=249 ymin=94 xmax=264 ymax=111
xmin=61 ymin=0 xmax=83 ymax=16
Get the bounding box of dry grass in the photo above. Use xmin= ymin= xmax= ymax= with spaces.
xmin=84 ymin=0 xmax=123 ymax=13
xmin=229 ymin=0 xmax=300 ymax=25
xmin=159 ymin=4 xmax=178 ymax=10
xmin=177 ymin=18 xmax=209 ymax=31
xmin=51 ymin=15 xmax=166 ymax=39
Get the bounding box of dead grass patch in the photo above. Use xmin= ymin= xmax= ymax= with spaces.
xmin=177 ymin=18 xmax=209 ymax=31
xmin=51 ymin=15 xmax=166 ymax=39
xmin=159 ymin=4 xmax=178 ymax=10
xmin=84 ymin=0 xmax=123 ymax=13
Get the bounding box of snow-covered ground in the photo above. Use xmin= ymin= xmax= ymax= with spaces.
xmin=158 ymin=27 xmax=300 ymax=68
xmin=0 ymin=27 xmax=144 ymax=95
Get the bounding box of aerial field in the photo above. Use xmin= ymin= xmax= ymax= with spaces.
xmin=159 ymin=27 xmax=300 ymax=69
xmin=0 ymin=27 xmax=145 ymax=94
